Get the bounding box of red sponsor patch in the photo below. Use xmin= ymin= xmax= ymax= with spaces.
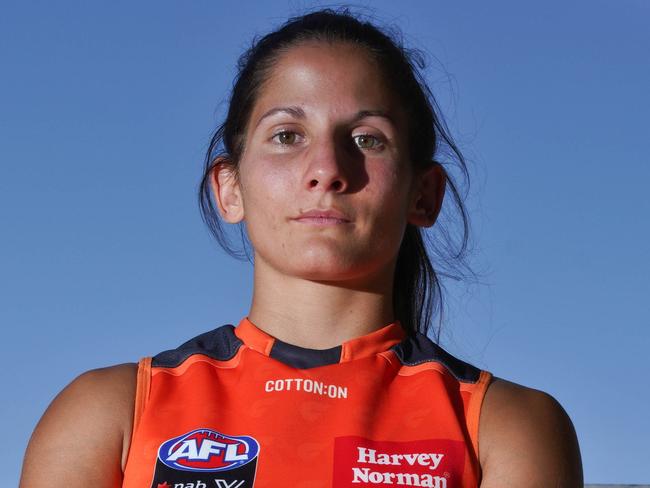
xmin=333 ymin=436 xmax=465 ymax=487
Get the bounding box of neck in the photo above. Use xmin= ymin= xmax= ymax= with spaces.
xmin=247 ymin=258 xmax=397 ymax=349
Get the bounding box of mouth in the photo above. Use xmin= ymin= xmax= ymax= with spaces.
xmin=293 ymin=216 xmax=351 ymax=225
xmin=291 ymin=208 xmax=352 ymax=225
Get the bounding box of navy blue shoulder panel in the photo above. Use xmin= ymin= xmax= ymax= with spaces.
xmin=390 ymin=333 xmax=482 ymax=383
xmin=270 ymin=340 xmax=342 ymax=369
xmin=152 ymin=324 xmax=243 ymax=368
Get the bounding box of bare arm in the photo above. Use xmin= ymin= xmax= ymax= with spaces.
xmin=479 ymin=378 xmax=583 ymax=488
xmin=19 ymin=363 xmax=137 ymax=488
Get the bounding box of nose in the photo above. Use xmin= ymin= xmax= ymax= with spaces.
xmin=302 ymin=135 xmax=350 ymax=193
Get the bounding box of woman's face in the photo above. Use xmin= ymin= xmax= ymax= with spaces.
xmin=219 ymin=42 xmax=427 ymax=285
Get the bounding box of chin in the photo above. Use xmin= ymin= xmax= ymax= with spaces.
xmin=287 ymin=249 xmax=392 ymax=285
xmin=291 ymin=256 xmax=358 ymax=281
xmin=255 ymin=238 xmax=396 ymax=284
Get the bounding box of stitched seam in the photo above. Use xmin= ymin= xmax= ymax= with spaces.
xmin=394 ymin=357 xmax=479 ymax=384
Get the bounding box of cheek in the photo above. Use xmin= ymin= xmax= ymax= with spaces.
xmin=368 ymin=163 xmax=412 ymax=214
xmin=238 ymin=159 xmax=297 ymax=242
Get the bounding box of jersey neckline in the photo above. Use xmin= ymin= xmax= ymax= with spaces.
xmin=234 ymin=317 xmax=406 ymax=369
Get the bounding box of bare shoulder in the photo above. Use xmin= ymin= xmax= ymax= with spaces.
xmin=20 ymin=363 xmax=138 ymax=488
xmin=478 ymin=377 xmax=583 ymax=488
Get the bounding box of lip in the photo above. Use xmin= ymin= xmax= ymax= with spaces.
xmin=291 ymin=208 xmax=352 ymax=225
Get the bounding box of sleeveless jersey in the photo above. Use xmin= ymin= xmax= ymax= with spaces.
xmin=122 ymin=317 xmax=492 ymax=488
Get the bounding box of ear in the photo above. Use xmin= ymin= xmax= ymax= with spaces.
xmin=407 ymin=162 xmax=446 ymax=228
xmin=209 ymin=157 xmax=245 ymax=224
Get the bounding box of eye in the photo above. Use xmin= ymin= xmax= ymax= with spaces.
xmin=271 ymin=130 xmax=301 ymax=145
xmin=353 ymin=134 xmax=383 ymax=150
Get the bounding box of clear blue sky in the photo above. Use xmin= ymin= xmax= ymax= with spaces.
xmin=1 ymin=1 xmax=648 ymax=484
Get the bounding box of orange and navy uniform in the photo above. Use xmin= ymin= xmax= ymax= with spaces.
xmin=122 ymin=318 xmax=492 ymax=488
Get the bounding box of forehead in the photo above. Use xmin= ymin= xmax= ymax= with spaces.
xmin=250 ymin=41 xmax=403 ymax=124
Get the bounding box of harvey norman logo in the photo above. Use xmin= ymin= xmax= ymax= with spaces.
xmin=354 ymin=447 xmax=446 ymax=486
xmin=333 ymin=437 xmax=465 ymax=487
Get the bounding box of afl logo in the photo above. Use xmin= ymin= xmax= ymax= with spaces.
xmin=158 ymin=428 xmax=260 ymax=472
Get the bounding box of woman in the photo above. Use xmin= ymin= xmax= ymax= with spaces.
xmin=20 ymin=9 xmax=582 ymax=487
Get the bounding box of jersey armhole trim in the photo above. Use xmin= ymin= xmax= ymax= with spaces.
xmin=467 ymin=369 xmax=492 ymax=483
xmin=130 ymin=357 xmax=151 ymax=450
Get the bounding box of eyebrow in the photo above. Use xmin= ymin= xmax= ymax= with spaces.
xmin=255 ymin=106 xmax=306 ymax=129
xmin=254 ymin=106 xmax=396 ymax=129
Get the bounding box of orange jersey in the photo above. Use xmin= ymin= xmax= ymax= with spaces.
xmin=122 ymin=318 xmax=492 ymax=488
